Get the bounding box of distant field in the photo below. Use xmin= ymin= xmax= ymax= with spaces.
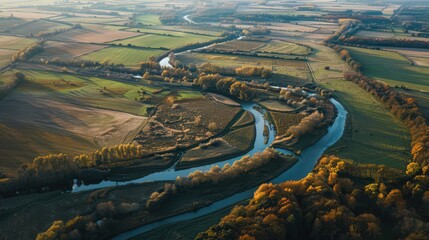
xmin=397 ymin=89 xmax=429 ymax=120
xmin=354 ymin=30 xmax=429 ymax=42
xmin=135 ymin=14 xmax=161 ymax=25
xmin=11 ymin=19 xmax=70 ymax=36
xmin=0 ymin=35 xmax=37 ymax=50
xmin=177 ymin=53 xmax=311 ymax=85
xmin=307 ymin=44 xmax=410 ymax=169
xmin=346 ymin=47 xmax=429 ymax=92
xmin=126 ymin=26 xmax=224 ymax=37
xmin=33 ymin=40 xmax=105 ymax=60
xmin=79 ymin=46 xmax=165 ymax=67
xmin=0 ymin=17 xmax=27 ymax=32
xmin=111 ymin=33 xmax=218 ymax=49
xmin=53 ymin=24 xmax=140 ymax=43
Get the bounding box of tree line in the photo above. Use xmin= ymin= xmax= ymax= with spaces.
xmin=0 ymin=144 xmax=144 ymax=196
xmin=196 ymin=155 xmax=429 ymax=240
xmin=0 ymin=72 xmax=26 ymax=100
xmin=11 ymin=41 xmax=44 ymax=62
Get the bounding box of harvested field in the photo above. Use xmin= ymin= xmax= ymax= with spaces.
xmin=53 ymin=24 xmax=140 ymax=43
xmin=222 ymin=125 xmax=256 ymax=152
xmin=33 ymin=41 xmax=105 ymax=60
xmin=79 ymin=47 xmax=165 ymax=67
xmin=135 ymin=97 xmax=242 ymax=153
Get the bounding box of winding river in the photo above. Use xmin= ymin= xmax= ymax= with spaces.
xmin=74 ymin=15 xmax=348 ymax=239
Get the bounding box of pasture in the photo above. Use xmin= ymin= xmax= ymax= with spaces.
xmin=79 ymin=46 xmax=165 ymax=67
xmin=354 ymin=30 xmax=429 ymax=42
xmin=346 ymin=47 xmax=429 ymax=92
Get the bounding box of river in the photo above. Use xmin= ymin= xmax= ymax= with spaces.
xmin=76 ymin=15 xmax=348 ymax=239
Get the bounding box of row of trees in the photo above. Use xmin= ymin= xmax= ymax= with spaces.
xmin=331 ymin=44 xmax=362 ymax=72
xmin=194 ymin=73 xmax=256 ymax=100
xmin=342 ymin=37 xmax=429 ymax=49
xmin=0 ymin=144 xmax=144 ymax=195
xmin=197 ymin=155 xmax=429 ymax=240
xmin=11 ymin=41 xmax=44 ymax=62
xmin=146 ymin=148 xmax=281 ymax=211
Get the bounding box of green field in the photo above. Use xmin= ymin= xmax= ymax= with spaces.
xmin=135 ymin=14 xmax=161 ymax=25
xmin=112 ymin=33 xmax=218 ymax=49
xmin=175 ymin=90 xmax=204 ymax=101
xmin=346 ymin=47 xmax=429 ymax=92
xmin=307 ymin=43 xmax=411 ymax=169
xmin=79 ymin=46 xmax=165 ymax=67
xmin=326 ymin=79 xmax=411 ymax=169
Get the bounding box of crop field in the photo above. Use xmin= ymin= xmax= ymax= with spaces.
xmin=177 ymin=53 xmax=311 ymax=85
xmin=56 ymin=16 xmax=126 ymax=24
xmin=222 ymin=124 xmax=256 ymax=151
xmin=111 ymin=33 xmax=218 ymax=49
xmin=79 ymin=47 xmax=165 ymax=67
xmin=136 ymin=97 xmax=242 ymax=153
xmin=52 ymin=24 xmax=140 ymax=43
xmin=135 ymin=14 xmax=161 ymax=25
xmin=0 ymin=35 xmax=36 ymax=50
xmin=33 ymin=41 xmax=106 ymax=60
xmin=0 ymin=70 xmax=155 ymax=171
xmin=346 ymin=47 xmax=429 ymax=92
xmin=0 ymin=10 xmax=58 ymax=19
xmin=269 ymin=112 xmax=304 ymax=137
xmin=231 ymin=111 xmax=254 ymax=129
xmin=258 ymin=40 xmax=311 ymax=55
xmin=11 ymin=19 xmax=70 ymax=36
